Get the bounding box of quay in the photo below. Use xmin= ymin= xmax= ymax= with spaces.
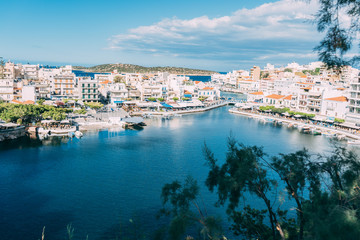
xmin=229 ymin=108 xmax=360 ymax=141
xmin=131 ymin=100 xmax=234 ymax=116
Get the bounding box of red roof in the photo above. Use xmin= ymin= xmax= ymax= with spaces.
xmin=23 ymin=100 xmax=35 ymax=105
xmin=100 ymin=80 xmax=110 ymax=85
xmin=202 ymin=87 xmax=214 ymax=90
xmin=325 ymin=96 xmax=347 ymax=102
xmin=11 ymin=100 xmax=22 ymax=104
xmin=265 ymin=94 xmax=285 ymax=99
xmin=194 ymin=81 xmax=201 ymax=84
xmin=284 ymin=95 xmax=292 ymax=100
xmin=249 ymin=91 xmax=264 ymax=95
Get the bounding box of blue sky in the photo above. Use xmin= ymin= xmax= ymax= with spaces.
xmin=0 ymin=0 xmax=321 ymax=71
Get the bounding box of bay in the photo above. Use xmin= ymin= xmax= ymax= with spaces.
xmin=0 ymin=105 xmax=346 ymax=240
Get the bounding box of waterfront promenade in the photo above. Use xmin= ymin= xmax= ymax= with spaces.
xmin=132 ymin=100 xmax=230 ymax=116
xmin=229 ymin=108 xmax=360 ymax=141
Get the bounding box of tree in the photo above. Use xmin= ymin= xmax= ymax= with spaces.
xmin=202 ymin=136 xmax=360 ymax=240
xmin=314 ymin=0 xmax=360 ymax=68
xmin=84 ymin=102 xmax=103 ymax=110
xmin=160 ymin=176 xmax=224 ymax=240
xmin=203 ymin=137 xmax=286 ymax=240
xmin=114 ymin=75 xmax=125 ymax=83
xmin=173 ymin=97 xmax=179 ymax=101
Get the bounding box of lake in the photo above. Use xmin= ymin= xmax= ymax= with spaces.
xmin=0 ymin=106 xmax=346 ymax=240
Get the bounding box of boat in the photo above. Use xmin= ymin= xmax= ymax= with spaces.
xmin=75 ymin=131 xmax=83 ymax=138
xmin=323 ymin=131 xmax=336 ymax=137
xmin=50 ymin=126 xmax=77 ymax=136
xmin=311 ymin=128 xmax=322 ymax=135
xmin=264 ymin=118 xmax=275 ymax=123
xmin=301 ymin=126 xmax=311 ymax=134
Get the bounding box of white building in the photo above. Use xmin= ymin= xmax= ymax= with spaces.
xmin=109 ymin=83 xmax=128 ymax=104
xmin=0 ymin=78 xmax=14 ymax=102
xmin=321 ymin=96 xmax=348 ymax=119
xmin=22 ymin=85 xmax=36 ymax=102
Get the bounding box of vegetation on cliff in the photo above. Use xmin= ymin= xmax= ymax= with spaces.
xmin=73 ymin=63 xmax=217 ymax=75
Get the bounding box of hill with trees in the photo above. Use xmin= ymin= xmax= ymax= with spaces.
xmin=73 ymin=63 xmax=218 ymax=75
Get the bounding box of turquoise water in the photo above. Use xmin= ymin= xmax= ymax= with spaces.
xmin=0 ymin=106 xmax=341 ymax=240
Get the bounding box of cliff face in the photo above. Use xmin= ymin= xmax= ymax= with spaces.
xmin=73 ymin=64 xmax=217 ymax=75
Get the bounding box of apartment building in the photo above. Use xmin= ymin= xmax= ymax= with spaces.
xmin=0 ymin=78 xmax=14 ymax=102
xmin=347 ymin=75 xmax=360 ymax=123
xmin=78 ymin=77 xmax=99 ymax=102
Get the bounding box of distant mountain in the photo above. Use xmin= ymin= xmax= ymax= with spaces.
xmin=73 ymin=63 xmax=217 ymax=75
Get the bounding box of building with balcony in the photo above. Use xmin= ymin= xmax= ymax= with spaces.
xmin=53 ymin=74 xmax=76 ymax=99
xmin=0 ymin=79 xmax=14 ymax=102
xmin=347 ymin=75 xmax=360 ymax=123
xmin=78 ymin=77 xmax=99 ymax=102
xmin=321 ymin=96 xmax=348 ymax=119
xmin=109 ymin=83 xmax=128 ymax=104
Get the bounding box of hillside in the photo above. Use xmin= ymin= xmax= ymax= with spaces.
xmin=73 ymin=63 xmax=217 ymax=75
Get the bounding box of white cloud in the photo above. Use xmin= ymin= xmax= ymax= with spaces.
xmin=108 ymin=0 xmax=321 ymax=67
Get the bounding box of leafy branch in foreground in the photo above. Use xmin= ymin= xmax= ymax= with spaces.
xmin=160 ymin=176 xmax=224 ymax=240
xmin=203 ymin=136 xmax=360 ymax=240
xmin=314 ymin=0 xmax=360 ymax=68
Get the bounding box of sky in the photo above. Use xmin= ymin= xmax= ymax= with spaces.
xmin=0 ymin=0 xmax=322 ymax=71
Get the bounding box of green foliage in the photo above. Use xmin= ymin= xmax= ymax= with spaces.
xmin=157 ymin=98 xmax=165 ymax=102
xmin=113 ymin=75 xmax=125 ymax=83
xmin=203 ymin=136 xmax=360 ymax=240
xmin=259 ymin=106 xmax=290 ymax=114
xmin=147 ymin=97 xmax=157 ymax=102
xmin=284 ymin=68 xmax=293 ymax=73
xmin=173 ymin=97 xmax=179 ymax=101
xmin=73 ymin=109 xmax=87 ymax=115
xmin=73 ymin=63 xmax=217 ymax=75
xmin=0 ymin=103 xmax=68 ymax=123
xmin=161 ymin=176 xmax=223 ymax=240
xmin=287 ymin=111 xmax=315 ymax=119
xmin=314 ymin=0 xmax=359 ymax=68
xmin=182 ymin=97 xmax=190 ymax=101
xmin=302 ymin=68 xmax=321 ymax=76
xmin=84 ymin=102 xmax=103 ymax=110
xmin=37 ymin=99 xmax=45 ymax=105
xmin=335 ymin=118 xmax=345 ymax=123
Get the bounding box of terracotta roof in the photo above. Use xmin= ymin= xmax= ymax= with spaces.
xmin=100 ymin=80 xmax=110 ymax=85
xmin=297 ymin=82 xmax=314 ymax=85
xmin=202 ymin=87 xmax=214 ymax=90
xmin=284 ymin=95 xmax=292 ymax=100
xmin=249 ymin=91 xmax=264 ymax=95
xmin=337 ymin=87 xmax=345 ymax=90
xmin=184 ymin=90 xmax=192 ymax=94
xmin=265 ymin=94 xmax=285 ymax=99
xmin=23 ymin=100 xmax=35 ymax=105
xmin=325 ymin=96 xmax=347 ymax=102
xmin=301 ymin=87 xmax=312 ymax=90
xmin=194 ymin=81 xmax=201 ymax=84
xmin=11 ymin=100 xmax=22 ymax=104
